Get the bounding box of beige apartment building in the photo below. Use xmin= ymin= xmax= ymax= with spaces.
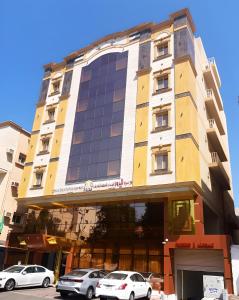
xmin=0 ymin=121 xmax=30 ymax=266
xmin=8 ymin=8 xmax=239 ymax=299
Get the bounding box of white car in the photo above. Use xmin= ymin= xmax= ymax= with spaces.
xmin=0 ymin=265 xmax=54 ymax=291
xmin=96 ymin=271 xmax=152 ymax=300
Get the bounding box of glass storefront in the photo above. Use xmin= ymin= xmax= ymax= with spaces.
xmin=23 ymin=201 xmax=164 ymax=274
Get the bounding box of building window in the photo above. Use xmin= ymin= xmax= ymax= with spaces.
xmin=156 ymin=43 xmax=168 ymax=58
xmin=155 ymin=153 xmax=168 ymax=171
xmin=18 ymin=153 xmax=26 ymax=165
xmin=157 ymin=76 xmax=168 ymax=91
xmin=155 ymin=112 xmax=168 ymax=129
xmin=47 ymin=108 xmax=55 ymax=122
xmin=34 ymin=171 xmax=44 ymax=187
xmin=52 ymin=80 xmax=61 ymax=94
xmin=151 ymin=145 xmax=171 ymax=175
xmin=41 ymin=138 xmax=50 ymax=152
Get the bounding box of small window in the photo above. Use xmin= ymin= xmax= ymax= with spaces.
xmin=18 ymin=153 xmax=26 ymax=165
xmin=155 ymin=153 xmax=168 ymax=171
xmin=52 ymin=80 xmax=60 ymax=94
xmin=35 ymin=172 xmax=43 ymax=187
xmin=41 ymin=138 xmax=50 ymax=152
xmin=155 ymin=113 xmax=168 ymax=128
xmin=12 ymin=213 xmax=21 ymax=224
xmin=157 ymin=76 xmax=168 ymax=91
xmin=48 ymin=109 xmax=55 ymax=122
xmin=156 ymin=43 xmax=168 ymax=57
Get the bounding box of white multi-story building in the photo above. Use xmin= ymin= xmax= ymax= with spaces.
xmin=0 ymin=121 xmax=30 ymax=266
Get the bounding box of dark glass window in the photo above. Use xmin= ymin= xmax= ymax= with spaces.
xmin=66 ymin=52 xmax=128 ymax=183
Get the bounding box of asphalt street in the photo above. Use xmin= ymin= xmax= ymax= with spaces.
xmin=0 ymin=286 xmax=159 ymax=300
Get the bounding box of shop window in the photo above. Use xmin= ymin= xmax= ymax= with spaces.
xmin=12 ymin=213 xmax=22 ymax=224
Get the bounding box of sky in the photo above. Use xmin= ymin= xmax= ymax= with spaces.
xmin=1 ymin=0 xmax=239 ymax=206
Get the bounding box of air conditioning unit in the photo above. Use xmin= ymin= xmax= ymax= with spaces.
xmin=11 ymin=182 xmax=19 ymax=187
xmin=6 ymin=148 xmax=14 ymax=154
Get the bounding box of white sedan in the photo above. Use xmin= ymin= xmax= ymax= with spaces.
xmin=96 ymin=271 xmax=152 ymax=300
xmin=0 ymin=265 xmax=54 ymax=291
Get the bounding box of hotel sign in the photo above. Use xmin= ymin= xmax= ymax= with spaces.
xmin=53 ymin=178 xmax=132 ymax=194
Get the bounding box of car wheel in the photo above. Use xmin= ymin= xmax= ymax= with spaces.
xmin=146 ymin=288 xmax=152 ymax=300
xmin=86 ymin=286 xmax=94 ymax=300
xmin=42 ymin=277 xmax=50 ymax=288
xmin=129 ymin=292 xmax=135 ymax=300
xmin=5 ymin=279 xmax=15 ymax=291
xmin=60 ymin=291 xmax=69 ymax=298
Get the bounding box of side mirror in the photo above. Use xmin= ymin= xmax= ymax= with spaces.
xmin=22 ymin=271 xmax=26 ymax=275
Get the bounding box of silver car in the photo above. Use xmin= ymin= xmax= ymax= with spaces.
xmin=56 ymin=268 xmax=107 ymax=299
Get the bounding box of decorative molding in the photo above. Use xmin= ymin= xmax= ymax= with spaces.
xmin=134 ymin=141 xmax=148 ymax=148
xmin=136 ymin=102 xmax=149 ymax=109
xmin=50 ymin=157 xmax=59 ymax=162
xmin=175 ymin=91 xmax=197 ymax=110
xmin=55 ymin=124 xmax=65 ymax=129
xmin=176 ymin=133 xmax=199 ymax=149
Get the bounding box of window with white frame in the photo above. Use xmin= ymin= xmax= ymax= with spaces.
xmin=155 ymin=152 xmax=168 ymax=171
xmin=47 ymin=108 xmax=55 ymax=122
xmin=155 ymin=112 xmax=168 ymax=128
xmin=35 ymin=171 xmax=44 ymax=187
xmin=156 ymin=43 xmax=168 ymax=57
xmin=41 ymin=138 xmax=50 ymax=152
xmin=156 ymin=75 xmax=168 ymax=92
xmin=51 ymin=80 xmax=61 ymax=94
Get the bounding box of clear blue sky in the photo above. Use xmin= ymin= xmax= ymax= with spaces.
xmin=1 ymin=0 xmax=238 ymax=206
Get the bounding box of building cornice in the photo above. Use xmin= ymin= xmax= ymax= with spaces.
xmin=42 ymin=8 xmax=194 ymax=72
xmin=0 ymin=121 xmax=30 ymax=137
xmin=17 ymin=181 xmax=202 ymax=208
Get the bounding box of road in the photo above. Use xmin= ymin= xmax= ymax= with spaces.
xmin=0 ymin=286 xmax=62 ymax=300
xmin=0 ymin=286 xmax=160 ymax=300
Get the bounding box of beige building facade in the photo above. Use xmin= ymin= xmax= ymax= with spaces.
xmin=8 ymin=8 xmax=239 ymax=298
xmin=0 ymin=121 xmax=30 ymax=264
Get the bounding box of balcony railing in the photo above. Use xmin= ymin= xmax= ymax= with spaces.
xmin=205 ymin=90 xmax=225 ymax=135
xmin=211 ymin=152 xmax=220 ymax=163
xmin=208 ymin=118 xmax=216 ymax=129
xmin=207 ymin=119 xmax=227 ymax=162
xmin=210 ymin=152 xmax=230 ymax=189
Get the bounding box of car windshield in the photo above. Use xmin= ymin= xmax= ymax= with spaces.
xmin=3 ymin=266 xmax=25 ymax=273
xmin=106 ymin=273 xmax=128 ymax=280
xmin=66 ymin=270 xmax=88 ymax=277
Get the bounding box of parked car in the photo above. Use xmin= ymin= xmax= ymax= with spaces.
xmin=0 ymin=265 xmax=54 ymax=291
xmin=56 ymin=268 xmax=107 ymax=299
xmin=96 ymin=271 xmax=152 ymax=300
xmin=140 ymin=272 xmax=163 ymax=291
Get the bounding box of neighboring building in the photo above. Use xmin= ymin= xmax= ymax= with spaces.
xmin=10 ymin=8 xmax=238 ymax=298
xmin=0 ymin=121 xmax=30 ymax=267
